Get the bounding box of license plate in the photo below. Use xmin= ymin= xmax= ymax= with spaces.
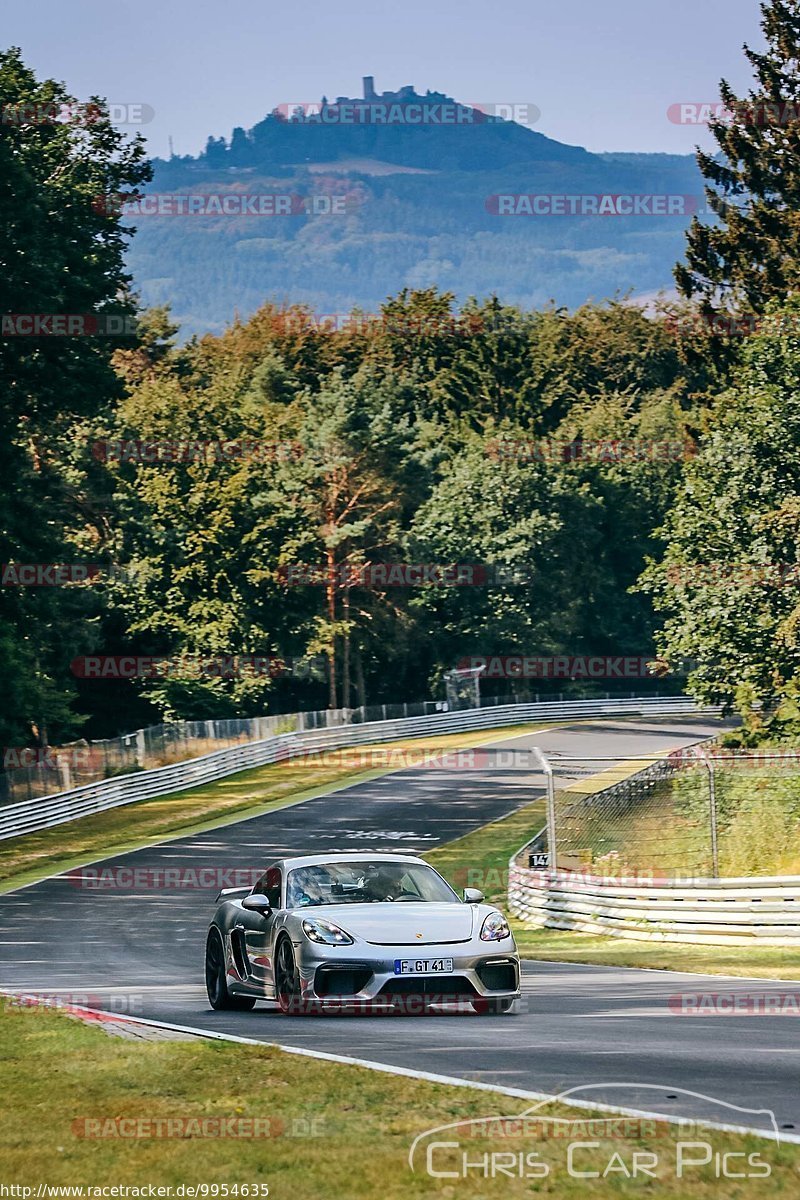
xmin=394 ymin=958 xmax=454 ymax=975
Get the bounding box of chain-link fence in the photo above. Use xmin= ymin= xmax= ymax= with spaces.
xmin=0 ymin=713 xmax=307 ymax=808
xmin=1 ymin=687 xmax=592 ymax=808
xmin=535 ymin=747 xmax=800 ymax=879
xmin=0 ymin=706 xmax=401 ymax=807
xmin=0 ymin=685 xmax=678 ymax=811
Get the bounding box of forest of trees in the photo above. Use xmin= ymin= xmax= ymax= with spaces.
xmin=3 ymin=0 xmax=800 ymax=751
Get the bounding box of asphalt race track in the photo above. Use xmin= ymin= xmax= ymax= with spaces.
xmin=3 ymin=716 xmax=798 ymax=1137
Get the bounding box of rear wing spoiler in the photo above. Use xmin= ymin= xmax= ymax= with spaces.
xmin=215 ymin=885 xmax=251 ymax=902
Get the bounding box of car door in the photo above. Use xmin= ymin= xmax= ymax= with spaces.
xmin=234 ymin=867 xmax=282 ymax=994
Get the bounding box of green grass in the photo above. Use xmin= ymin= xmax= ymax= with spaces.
xmin=425 ymin=794 xmax=545 ymax=904
xmin=0 ymin=1002 xmax=795 ymax=1197
xmin=510 ymin=926 xmax=800 ymax=979
xmin=0 ymin=723 xmax=548 ymax=893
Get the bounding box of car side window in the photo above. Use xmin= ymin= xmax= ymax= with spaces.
xmin=255 ymin=866 xmax=282 ymax=909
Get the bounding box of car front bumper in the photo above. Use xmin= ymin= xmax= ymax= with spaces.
xmin=294 ymin=937 xmax=521 ymax=1005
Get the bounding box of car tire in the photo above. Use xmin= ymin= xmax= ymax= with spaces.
xmin=205 ymin=928 xmax=256 ymax=1011
xmin=471 ymin=997 xmax=515 ymax=1015
xmin=275 ymin=936 xmax=308 ymax=1015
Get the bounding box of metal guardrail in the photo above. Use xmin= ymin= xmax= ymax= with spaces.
xmin=507 ymin=865 xmax=800 ymax=946
xmin=0 ymin=702 xmax=452 ymax=806
xmin=0 ymin=695 xmax=714 ymax=841
xmin=1 ymin=689 xmax=668 ymax=806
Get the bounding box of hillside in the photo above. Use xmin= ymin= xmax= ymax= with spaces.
xmin=125 ymin=80 xmax=705 ymax=334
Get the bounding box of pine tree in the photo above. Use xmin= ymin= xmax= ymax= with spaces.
xmin=675 ymin=0 xmax=800 ymax=317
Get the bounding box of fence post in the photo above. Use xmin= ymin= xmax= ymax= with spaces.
xmin=532 ymin=747 xmax=557 ymax=870
xmin=59 ymin=756 xmax=72 ymax=793
xmin=699 ymin=751 xmax=719 ymax=878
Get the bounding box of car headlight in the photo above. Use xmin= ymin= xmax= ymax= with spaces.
xmin=480 ymin=911 xmax=511 ymax=941
xmin=301 ymin=917 xmax=354 ymax=945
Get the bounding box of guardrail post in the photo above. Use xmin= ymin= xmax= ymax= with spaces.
xmin=532 ymin=747 xmax=557 ymax=870
xmin=699 ymin=750 xmax=719 ymax=878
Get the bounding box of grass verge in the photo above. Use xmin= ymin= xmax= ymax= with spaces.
xmin=509 ymin=926 xmax=800 ymax=980
xmin=425 ymin=794 xmax=545 ymax=904
xmin=0 ymin=1002 xmax=795 ymax=1197
xmin=0 ymin=723 xmax=547 ymax=893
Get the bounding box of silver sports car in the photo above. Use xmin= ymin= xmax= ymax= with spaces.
xmin=204 ymin=852 xmax=520 ymax=1015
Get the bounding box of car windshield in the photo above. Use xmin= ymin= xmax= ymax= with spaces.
xmin=286 ymin=861 xmax=459 ymax=908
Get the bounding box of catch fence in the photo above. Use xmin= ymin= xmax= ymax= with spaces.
xmin=530 ymin=746 xmax=800 ymax=880
xmin=0 ymin=689 xmax=668 ymax=808
xmin=0 ymin=695 xmax=714 ymax=839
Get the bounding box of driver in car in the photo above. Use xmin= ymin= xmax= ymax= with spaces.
xmin=363 ymin=867 xmax=404 ymax=901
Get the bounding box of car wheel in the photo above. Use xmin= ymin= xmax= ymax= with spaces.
xmin=275 ymin=936 xmax=307 ymax=1015
xmin=205 ymin=928 xmax=256 ymax=1011
xmin=471 ymin=997 xmax=515 ymax=1015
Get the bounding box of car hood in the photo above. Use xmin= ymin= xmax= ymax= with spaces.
xmin=297 ymin=902 xmax=476 ymax=945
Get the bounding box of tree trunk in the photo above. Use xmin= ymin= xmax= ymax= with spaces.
xmin=326 ymin=545 xmax=337 ymax=709
xmin=342 ymin=584 xmax=351 ymax=709
xmin=355 ymin=648 xmax=366 ymax=710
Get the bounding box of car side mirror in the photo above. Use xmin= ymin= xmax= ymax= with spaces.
xmin=464 ymin=887 xmax=484 ymax=904
xmin=242 ymin=893 xmax=272 ymax=915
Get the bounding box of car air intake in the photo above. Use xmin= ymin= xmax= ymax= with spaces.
xmin=314 ymin=963 xmax=373 ymax=997
xmin=476 ymin=958 xmax=518 ymax=991
xmin=378 ymin=977 xmax=478 ymax=998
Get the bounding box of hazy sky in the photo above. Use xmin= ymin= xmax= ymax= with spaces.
xmin=4 ymin=0 xmax=765 ymax=158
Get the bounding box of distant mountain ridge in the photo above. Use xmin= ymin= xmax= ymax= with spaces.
xmin=191 ymin=77 xmax=592 ymax=174
xmin=127 ymin=77 xmax=704 ymax=335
